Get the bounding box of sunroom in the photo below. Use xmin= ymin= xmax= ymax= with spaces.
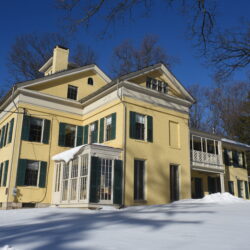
xmin=52 ymin=144 xmax=123 ymax=208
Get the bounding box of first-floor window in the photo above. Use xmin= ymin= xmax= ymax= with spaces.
xmin=134 ymin=159 xmax=145 ymax=201
xmin=80 ymin=155 xmax=88 ymax=200
xmin=24 ymin=161 xmax=39 ymax=186
xmin=228 ymin=181 xmax=234 ymax=195
xmin=70 ymin=158 xmax=79 ymax=200
xmin=62 ymin=164 xmax=69 ymax=201
xmin=55 ymin=163 xmax=61 ymax=192
xmin=237 ymin=180 xmax=244 ymax=198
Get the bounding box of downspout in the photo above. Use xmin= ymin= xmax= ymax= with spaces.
xmin=116 ymin=80 xmax=127 ymax=207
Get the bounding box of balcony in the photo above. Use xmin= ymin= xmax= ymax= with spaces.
xmin=190 ymin=132 xmax=224 ymax=173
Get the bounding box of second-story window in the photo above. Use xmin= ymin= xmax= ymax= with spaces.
xmin=135 ymin=114 xmax=145 ymax=140
xmin=22 ymin=116 xmax=50 ymax=144
xmin=89 ymin=121 xmax=98 ymax=143
xmin=146 ymin=77 xmax=168 ymax=94
xmin=65 ymin=124 xmax=76 ymax=147
xmin=67 ymin=85 xmax=78 ymax=100
xmin=105 ymin=116 xmax=112 ymax=141
xmin=130 ymin=111 xmax=153 ymax=142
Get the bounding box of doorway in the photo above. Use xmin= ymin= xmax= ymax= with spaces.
xmin=170 ymin=164 xmax=179 ymax=202
xmin=194 ymin=178 xmax=203 ymax=198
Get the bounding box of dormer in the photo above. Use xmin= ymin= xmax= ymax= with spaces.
xmin=39 ymin=45 xmax=69 ymax=76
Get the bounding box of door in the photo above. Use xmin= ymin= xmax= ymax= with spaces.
xmin=208 ymin=176 xmax=221 ymax=194
xmin=170 ymin=165 xmax=179 ymax=202
xmin=194 ymin=178 xmax=203 ymax=198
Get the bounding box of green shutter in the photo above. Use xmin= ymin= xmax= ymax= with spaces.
xmin=21 ymin=115 xmax=31 ymax=141
xmin=7 ymin=118 xmax=14 ymax=144
xmin=111 ymin=113 xmax=116 ymax=140
xmin=245 ymin=181 xmax=249 ymax=199
xmin=228 ymin=181 xmax=234 ymax=195
xmin=0 ymin=163 xmax=3 ymax=186
xmin=0 ymin=125 xmax=6 ymax=148
xmin=58 ymin=123 xmax=66 ymax=146
xmin=39 ymin=161 xmax=47 ymax=188
xmin=147 ymin=115 xmax=153 ymax=142
xmin=92 ymin=121 xmax=98 ymax=143
xmin=3 ymin=160 xmax=9 ymax=187
xmin=89 ymin=156 xmax=101 ymax=203
xmin=17 ymin=159 xmax=27 ymax=186
xmin=84 ymin=125 xmax=89 ymax=144
xmin=113 ymin=159 xmax=123 ymax=205
xmin=237 ymin=180 xmax=242 ymax=198
xmin=99 ymin=118 xmax=104 ymax=143
xmin=42 ymin=119 xmax=51 ymax=144
xmin=76 ymin=126 xmax=84 ymax=146
xmin=129 ymin=111 xmax=136 ymax=139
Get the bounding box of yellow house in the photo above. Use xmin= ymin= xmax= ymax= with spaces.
xmin=190 ymin=129 xmax=249 ymax=199
xmin=0 ymin=46 xmax=248 ymax=209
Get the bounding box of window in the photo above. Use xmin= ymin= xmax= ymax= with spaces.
xmin=88 ymin=77 xmax=94 ymax=85
xmin=130 ymin=112 xmax=153 ymax=142
xmin=54 ymin=163 xmax=61 ymax=192
xmin=62 ymin=163 xmax=69 ymax=201
xmin=89 ymin=121 xmax=98 ymax=143
xmin=0 ymin=161 xmax=9 ymax=187
xmin=223 ymin=149 xmax=231 ymax=166
xmin=80 ymin=155 xmax=88 ymax=200
xmin=58 ymin=123 xmax=84 ymax=147
xmin=17 ymin=159 xmax=47 ymax=187
xmin=29 ymin=117 xmax=43 ymax=142
xmin=70 ymin=158 xmax=78 ymax=200
xmin=99 ymin=113 xmax=116 ymax=143
xmin=100 ymin=159 xmax=112 ymax=201
xmin=237 ymin=180 xmax=244 ymax=198
xmin=105 ymin=116 xmax=112 ymax=141
xmin=22 ymin=116 xmax=50 ymax=144
xmin=67 ymin=85 xmax=78 ymax=100
xmin=65 ymin=124 xmax=76 ymax=147
xmin=228 ymin=181 xmax=234 ymax=195
xmin=134 ymin=159 xmax=145 ymax=201
xmin=146 ymin=77 xmax=168 ymax=94
xmin=24 ymin=161 xmax=39 ymax=186
xmin=232 ymin=150 xmax=239 ymax=167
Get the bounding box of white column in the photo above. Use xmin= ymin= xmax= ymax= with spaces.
xmin=220 ymin=173 xmax=225 ymax=193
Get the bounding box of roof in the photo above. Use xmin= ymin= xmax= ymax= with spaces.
xmin=0 ymin=64 xmax=111 ymax=107
xmin=221 ymin=138 xmax=250 ymax=150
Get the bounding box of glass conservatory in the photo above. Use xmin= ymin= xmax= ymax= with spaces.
xmin=52 ymin=144 xmax=123 ymax=208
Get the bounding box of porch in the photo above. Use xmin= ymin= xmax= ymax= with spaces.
xmin=52 ymin=144 xmax=123 ymax=208
xmin=190 ymin=132 xmax=224 ymax=173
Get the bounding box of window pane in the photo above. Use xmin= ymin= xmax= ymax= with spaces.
xmin=67 ymin=85 xmax=78 ymax=100
xmin=135 ymin=114 xmax=145 ymax=140
xmin=29 ymin=117 xmax=43 ymax=142
xmin=24 ymin=161 xmax=39 ymax=186
xmin=106 ymin=116 xmax=112 ymax=141
xmin=65 ymin=124 xmax=76 ymax=147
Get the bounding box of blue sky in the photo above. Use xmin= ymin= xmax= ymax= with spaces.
xmin=0 ymin=0 xmax=249 ymax=92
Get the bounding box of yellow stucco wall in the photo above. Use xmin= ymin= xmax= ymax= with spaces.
xmin=123 ymin=96 xmax=191 ymax=206
xmin=28 ymin=71 xmax=108 ymax=101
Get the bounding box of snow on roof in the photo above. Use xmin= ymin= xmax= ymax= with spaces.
xmin=52 ymin=145 xmax=85 ymax=163
xmin=221 ymin=138 xmax=250 ymax=149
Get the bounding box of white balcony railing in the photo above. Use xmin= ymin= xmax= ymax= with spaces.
xmin=191 ymin=150 xmax=222 ymax=167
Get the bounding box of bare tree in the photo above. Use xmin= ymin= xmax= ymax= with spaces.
xmin=206 ymin=81 xmax=250 ymax=137
xmin=208 ymin=25 xmax=250 ymax=82
xmin=187 ymin=84 xmax=208 ymax=130
xmin=6 ymin=33 xmax=69 ymax=82
xmin=6 ymin=33 xmax=98 ymax=83
xmin=71 ymin=44 xmax=97 ymax=67
xmin=56 ymin=0 xmax=216 ymax=48
xmin=111 ymin=35 xmax=176 ymax=76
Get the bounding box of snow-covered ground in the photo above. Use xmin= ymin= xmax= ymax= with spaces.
xmin=1 ymin=193 xmax=250 ymax=250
